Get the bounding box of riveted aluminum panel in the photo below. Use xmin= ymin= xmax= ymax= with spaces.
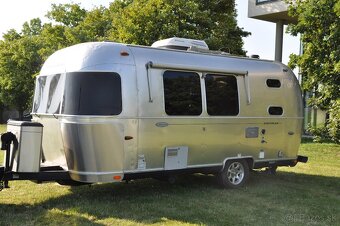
xmin=30 ymin=41 xmax=303 ymax=183
xmin=61 ymin=120 xmax=124 ymax=182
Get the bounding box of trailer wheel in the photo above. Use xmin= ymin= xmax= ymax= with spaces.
xmin=218 ymin=159 xmax=249 ymax=189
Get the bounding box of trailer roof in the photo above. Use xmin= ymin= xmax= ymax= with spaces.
xmin=125 ymin=42 xmax=274 ymax=63
xmin=39 ymin=41 xmax=288 ymax=76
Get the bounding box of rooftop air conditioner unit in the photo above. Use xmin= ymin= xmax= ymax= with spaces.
xmin=151 ymin=37 xmax=209 ymax=51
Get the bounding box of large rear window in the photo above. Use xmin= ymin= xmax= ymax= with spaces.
xmin=62 ymin=72 xmax=122 ymax=115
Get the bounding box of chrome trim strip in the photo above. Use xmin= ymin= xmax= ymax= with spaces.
xmin=148 ymin=61 xmax=248 ymax=76
xmin=32 ymin=114 xmax=303 ymax=120
xmin=124 ymin=168 xmax=164 ymax=173
xmin=222 ymin=156 xmax=254 ymax=169
xmin=186 ymin=163 xmax=222 ymax=168
xmin=254 ymin=158 xmax=296 ymax=163
xmin=245 ymin=71 xmax=251 ymax=105
xmin=68 ymin=170 xmax=123 ymax=175
xmin=145 ymin=61 xmax=153 ymax=103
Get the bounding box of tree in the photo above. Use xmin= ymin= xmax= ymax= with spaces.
xmin=2 ymin=29 xmax=21 ymax=41
xmin=38 ymin=23 xmax=69 ymax=59
xmin=22 ymin=18 xmax=43 ymax=36
xmin=46 ymin=3 xmax=86 ymax=27
xmin=0 ymin=35 xmax=43 ymax=119
xmin=286 ymin=0 xmax=340 ymax=142
xmin=44 ymin=4 xmax=113 ymax=45
xmin=108 ymin=0 xmax=250 ymax=55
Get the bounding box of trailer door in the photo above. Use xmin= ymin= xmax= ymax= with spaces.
xmin=199 ymin=73 xmax=243 ymax=163
xmin=137 ymin=69 xmax=207 ymax=169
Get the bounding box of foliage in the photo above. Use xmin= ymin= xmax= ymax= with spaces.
xmin=306 ymin=124 xmax=333 ymax=143
xmin=327 ymin=99 xmax=340 ymax=143
xmin=46 ymin=3 xmax=86 ymax=27
xmin=108 ymin=0 xmax=250 ymax=55
xmin=0 ymin=21 xmax=44 ymax=118
xmin=286 ymin=0 xmax=340 ymax=141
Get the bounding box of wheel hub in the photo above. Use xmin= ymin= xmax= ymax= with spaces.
xmin=227 ymin=162 xmax=245 ymax=185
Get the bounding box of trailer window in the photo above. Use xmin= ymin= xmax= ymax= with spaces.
xmin=46 ymin=74 xmax=62 ymax=114
xmin=205 ymin=74 xmax=239 ymax=116
xmin=163 ymin=71 xmax=202 ymax=116
xmin=62 ymin=72 xmax=122 ymax=115
xmin=33 ymin=76 xmax=47 ymax=113
xmin=268 ymin=106 xmax=283 ymax=115
xmin=266 ymin=79 xmax=281 ymax=88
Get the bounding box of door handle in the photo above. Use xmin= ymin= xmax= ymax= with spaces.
xmin=155 ymin=122 xmax=169 ymax=127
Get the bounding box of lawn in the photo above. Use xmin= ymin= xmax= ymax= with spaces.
xmin=0 ymin=126 xmax=339 ymax=226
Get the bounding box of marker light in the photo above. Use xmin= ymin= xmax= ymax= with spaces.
xmin=120 ymin=51 xmax=129 ymax=56
xmin=113 ymin=175 xmax=122 ymax=180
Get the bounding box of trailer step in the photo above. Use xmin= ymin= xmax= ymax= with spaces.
xmin=297 ymin=155 xmax=308 ymax=163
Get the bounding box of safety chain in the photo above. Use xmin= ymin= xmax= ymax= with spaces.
xmin=0 ymin=180 xmax=4 ymax=191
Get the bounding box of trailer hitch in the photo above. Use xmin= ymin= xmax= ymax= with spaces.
xmin=1 ymin=132 xmax=18 ymax=190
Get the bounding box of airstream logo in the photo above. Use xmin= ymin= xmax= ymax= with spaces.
xmin=264 ymin=122 xmax=279 ymax=125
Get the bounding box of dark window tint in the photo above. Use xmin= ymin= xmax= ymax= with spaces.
xmin=163 ymin=71 xmax=202 ymax=115
xmin=256 ymin=0 xmax=277 ymax=4
xmin=269 ymin=106 xmax=283 ymax=115
xmin=62 ymin=72 xmax=122 ymax=115
xmin=205 ymin=74 xmax=239 ymax=116
xmin=33 ymin=76 xmax=47 ymax=113
xmin=46 ymin=74 xmax=62 ymax=114
xmin=266 ymin=79 xmax=281 ymax=88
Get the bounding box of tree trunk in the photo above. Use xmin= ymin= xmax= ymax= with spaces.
xmin=0 ymin=104 xmax=3 ymax=123
xmin=18 ymin=110 xmax=24 ymax=120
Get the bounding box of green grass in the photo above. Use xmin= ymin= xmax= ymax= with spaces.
xmin=0 ymin=126 xmax=339 ymax=226
xmin=0 ymin=124 xmax=6 ymax=133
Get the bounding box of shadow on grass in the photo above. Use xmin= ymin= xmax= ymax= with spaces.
xmin=301 ymin=137 xmax=314 ymax=143
xmin=1 ymin=172 xmax=339 ymax=225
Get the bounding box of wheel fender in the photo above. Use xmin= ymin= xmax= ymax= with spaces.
xmin=221 ymin=156 xmax=254 ymax=172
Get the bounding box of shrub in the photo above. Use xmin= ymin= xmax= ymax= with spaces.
xmin=327 ymin=100 xmax=340 ymax=143
xmin=307 ymin=125 xmax=333 ymax=143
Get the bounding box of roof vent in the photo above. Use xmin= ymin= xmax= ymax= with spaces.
xmin=151 ymin=37 xmax=209 ymax=51
xmin=250 ymin=54 xmax=260 ymax=59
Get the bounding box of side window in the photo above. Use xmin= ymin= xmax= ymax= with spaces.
xmin=46 ymin=74 xmax=62 ymax=114
xmin=266 ymin=79 xmax=281 ymax=88
xmin=268 ymin=106 xmax=283 ymax=115
xmin=163 ymin=71 xmax=202 ymax=116
xmin=33 ymin=76 xmax=47 ymax=113
xmin=205 ymin=74 xmax=239 ymax=116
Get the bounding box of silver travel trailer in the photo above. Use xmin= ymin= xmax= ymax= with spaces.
xmin=0 ymin=38 xmax=307 ymax=190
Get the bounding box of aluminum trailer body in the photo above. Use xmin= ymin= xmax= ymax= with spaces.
xmin=1 ymin=40 xmax=307 ymax=188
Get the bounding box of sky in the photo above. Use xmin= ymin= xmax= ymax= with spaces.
xmin=0 ymin=0 xmax=300 ymax=65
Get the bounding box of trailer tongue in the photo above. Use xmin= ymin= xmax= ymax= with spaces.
xmin=0 ymin=122 xmax=73 ymax=191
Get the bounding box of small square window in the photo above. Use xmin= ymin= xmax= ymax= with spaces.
xmin=268 ymin=106 xmax=283 ymax=115
xmin=266 ymin=79 xmax=281 ymax=88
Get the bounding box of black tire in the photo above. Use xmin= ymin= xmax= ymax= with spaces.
xmin=217 ymin=159 xmax=250 ymax=189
